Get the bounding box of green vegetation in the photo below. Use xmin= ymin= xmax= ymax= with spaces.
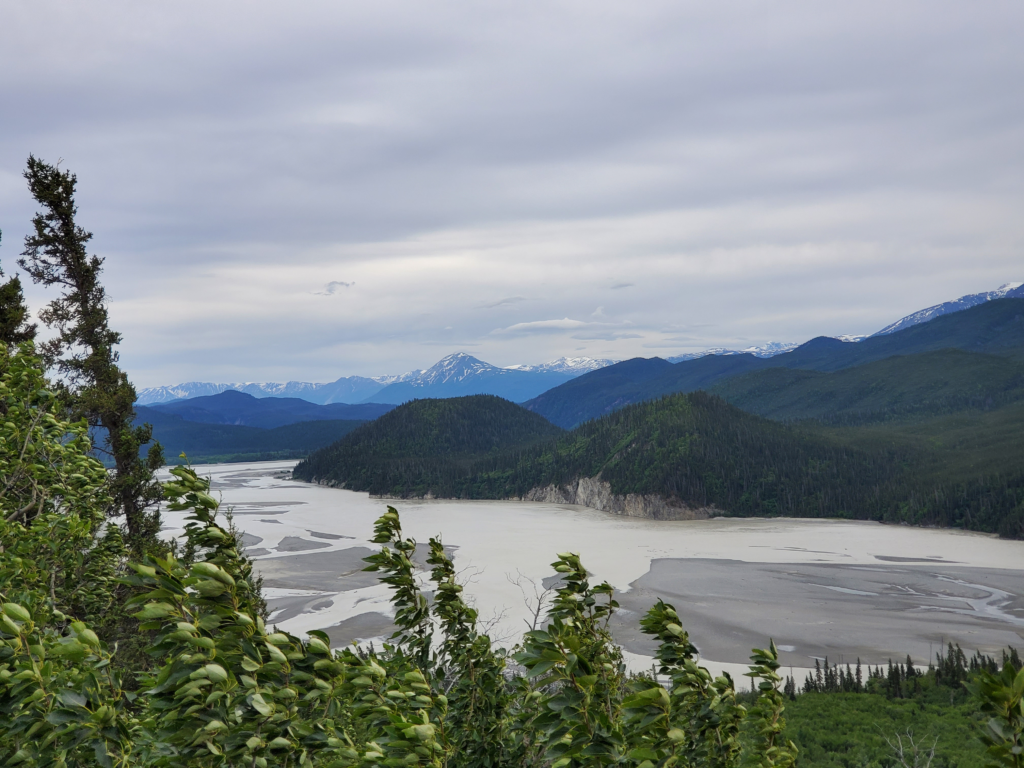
xmin=18 ymin=156 xmax=163 ymax=549
xmin=294 ymin=394 xmax=564 ymax=494
xmin=0 ymin=229 xmax=36 ymax=345
xmin=708 ymin=350 xmax=1024 ymax=425
xmin=782 ymin=645 xmax=1024 ymax=768
xmin=787 ymin=694 xmax=985 ymax=768
xmin=297 ymin=389 xmax=1024 ymax=537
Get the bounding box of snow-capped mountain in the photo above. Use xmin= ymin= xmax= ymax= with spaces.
xmin=362 ymin=353 xmax=583 ymax=404
xmin=136 ymin=354 xmax=613 ymax=406
xmin=666 ymin=341 xmax=798 ymax=363
xmin=873 ymin=282 xmax=1024 ymax=337
xmin=137 ymin=375 xmax=388 ymax=405
xmin=504 ymin=356 xmax=617 ymax=375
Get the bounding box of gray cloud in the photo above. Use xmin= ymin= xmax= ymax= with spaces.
xmin=0 ymin=1 xmax=1021 ymax=385
xmin=313 ymin=280 xmax=354 ymax=295
xmin=610 ymin=283 xmax=634 ymax=290
xmin=491 ymin=318 xmax=602 ymax=336
xmin=478 ymin=296 xmax=527 ymax=309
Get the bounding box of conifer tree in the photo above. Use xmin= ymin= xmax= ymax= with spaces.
xmin=0 ymin=230 xmax=37 ymax=346
xmin=18 ymin=155 xmax=163 ymax=548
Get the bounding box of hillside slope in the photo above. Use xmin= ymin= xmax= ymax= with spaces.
xmin=526 ymin=298 xmax=1024 ymax=428
xmin=708 ymin=349 xmax=1024 ymax=423
xmin=294 ymin=389 xmax=1024 ymax=538
xmin=292 ymin=395 xmax=564 ymax=494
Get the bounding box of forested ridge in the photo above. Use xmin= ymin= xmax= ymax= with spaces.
xmin=296 ymin=388 xmax=1024 ymax=537
xmin=708 ymin=348 xmax=1024 ymax=425
xmin=293 ymin=395 xmax=564 ymax=494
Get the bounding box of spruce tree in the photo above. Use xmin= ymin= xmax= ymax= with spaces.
xmin=0 ymin=230 xmax=37 ymax=346
xmin=18 ymin=155 xmax=163 ymax=548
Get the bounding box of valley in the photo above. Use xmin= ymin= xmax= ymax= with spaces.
xmin=159 ymin=461 xmax=1024 ymax=676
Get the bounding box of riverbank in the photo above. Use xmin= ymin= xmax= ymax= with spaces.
xmin=159 ymin=461 xmax=1024 ymax=673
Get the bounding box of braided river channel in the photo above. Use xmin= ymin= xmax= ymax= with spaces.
xmin=159 ymin=461 xmax=1024 ymax=679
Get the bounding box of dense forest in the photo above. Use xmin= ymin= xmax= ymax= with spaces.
xmin=295 ymin=389 xmax=1024 ymax=538
xmin=783 ymin=645 xmax=1024 ymax=768
xmin=707 ymin=349 xmax=1024 ymax=425
xmin=293 ymin=395 xmax=565 ymax=496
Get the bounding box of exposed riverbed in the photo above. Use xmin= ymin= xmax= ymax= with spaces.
xmin=158 ymin=461 xmax=1024 ymax=677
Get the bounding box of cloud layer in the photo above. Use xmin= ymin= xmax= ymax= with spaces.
xmin=1 ymin=1 xmax=1022 ymax=385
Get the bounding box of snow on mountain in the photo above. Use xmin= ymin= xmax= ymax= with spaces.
xmin=666 ymin=342 xmax=798 ymax=363
xmin=136 ymin=353 xmax=607 ymax=406
xmin=137 ymin=376 xmax=386 ymax=406
xmin=137 ymin=382 xmax=235 ymax=404
xmin=414 ymin=352 xmax=499 ymax=385
xmin=362 ymin=352 xmax=588 ymax=404
xmin=370 ymin=371 xmax=422 ymax=386
xmin=504 ymin=356 xmax=617 ymax=374
xmin=873 ymin=282 xmax=1024 ymax=337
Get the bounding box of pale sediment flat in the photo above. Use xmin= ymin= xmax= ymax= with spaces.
xmin=158 ymin=461 xmax=1024 ymax=673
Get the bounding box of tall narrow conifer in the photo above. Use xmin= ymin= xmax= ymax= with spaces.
xmin=19 ymin=155 xmax=163 ymax=547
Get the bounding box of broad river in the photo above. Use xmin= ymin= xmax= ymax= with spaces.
xmin=159 ymin=461 xmax=1024 ymax=678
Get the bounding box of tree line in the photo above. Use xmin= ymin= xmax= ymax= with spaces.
xmin=296 ymin=390 xmax=1024 ymax=538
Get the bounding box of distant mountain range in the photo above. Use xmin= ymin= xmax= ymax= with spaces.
xmin=667 ymin=342 xmax=799 ymax=362
xmin=136 ymin=375 xmax=392 ymax=406
xmin=362 ymin=352 xmax=588 ymax=404
xmin=126 ymin=391 xmax=395 ymax=464
xmin=138 ymin=281 xmax=1022 ymax=407
xmin=136 ymin=355 xmax=613 ymax=405
xmin=143 ymin=390 xmax=394 ymax=429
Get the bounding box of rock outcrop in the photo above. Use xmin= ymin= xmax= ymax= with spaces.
xmin=521 ymin=476 xmax=713 ymax=521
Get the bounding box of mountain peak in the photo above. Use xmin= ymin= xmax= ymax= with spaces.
xmin=418 ymin=353 xmax=499 ymax=385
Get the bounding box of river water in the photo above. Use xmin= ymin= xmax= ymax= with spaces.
xmin=158 ymin=460 xmax=1024 ymax=677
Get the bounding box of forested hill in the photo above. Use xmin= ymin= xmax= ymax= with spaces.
xmin=294 ymin=389 xmax=1024 ymax=538
xmin=292 ymin=395 xmax=564 ymax=493
xmin=526 ymin=298 xmax=1024 ymax=428
xmin=469 ymin=392 xmax=905 ymax=517
xmin=707 ymin=349 xmax=1024 ymax=424
xmin=296 ymin=390 xmax=901 ymax=516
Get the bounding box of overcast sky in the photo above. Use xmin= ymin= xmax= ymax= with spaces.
xmin=2 ymin=1 xmax=1022 ymax=386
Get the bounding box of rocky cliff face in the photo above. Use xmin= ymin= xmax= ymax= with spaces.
xmin=520 ymin=476 xmax=713 ymax=521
